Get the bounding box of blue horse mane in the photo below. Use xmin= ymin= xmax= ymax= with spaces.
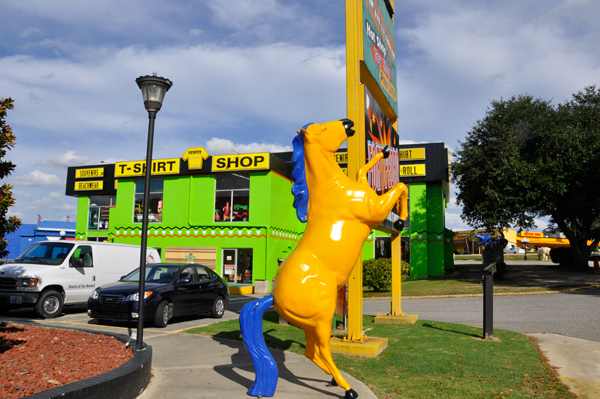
xmin=291 ymin=123 xmax=312 ymax=223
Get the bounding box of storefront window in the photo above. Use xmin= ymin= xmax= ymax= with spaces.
xmin=214 ymin=173 xmax=249 ymax=222
xmin=134 ymin=178 xmax=163 ymax=223
xmin=88 ymin=195 xmax=115 ymax=230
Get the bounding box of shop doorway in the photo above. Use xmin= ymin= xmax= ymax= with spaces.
xmin=222 ymin=248 xmax=253 ymax=284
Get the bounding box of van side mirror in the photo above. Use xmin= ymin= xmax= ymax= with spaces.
xmin=70 ymin=258 xmax=84 ymax=268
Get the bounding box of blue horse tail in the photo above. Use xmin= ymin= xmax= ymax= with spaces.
xmin=239 ymin=294 xmax=278 ymax=397
xmin=291 ymin=124 xmax=311 ymax=223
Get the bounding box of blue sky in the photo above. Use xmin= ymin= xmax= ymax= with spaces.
xmin=1 ymin=0 xmax=599 ymax=231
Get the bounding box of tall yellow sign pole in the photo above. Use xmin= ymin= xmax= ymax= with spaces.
xmin=345 ymin=0 xmax=366 ymax=343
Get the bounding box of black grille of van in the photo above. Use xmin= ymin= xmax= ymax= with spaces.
xmin=0 ymin=278 xmax=17 ymax=288
xmin=99 ymin=294 xmax=124 ymax=304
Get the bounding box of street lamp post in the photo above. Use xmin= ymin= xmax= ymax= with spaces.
xmin=522 ymin=237 xmax=529 ymax=261
xmin=134 ymin=72 xmax=173 ymax=350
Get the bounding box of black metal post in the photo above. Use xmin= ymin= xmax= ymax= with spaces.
xmin=136 ymin=110 xmax=156 ymax=350
xmin=482 ymin=263 xmax=496 ymax=339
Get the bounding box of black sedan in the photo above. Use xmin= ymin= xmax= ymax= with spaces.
xmin=87 ymin=263 xmax=229 ymax=327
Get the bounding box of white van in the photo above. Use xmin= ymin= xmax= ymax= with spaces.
xmin=0 ymin=241 xmax=159 ymax=318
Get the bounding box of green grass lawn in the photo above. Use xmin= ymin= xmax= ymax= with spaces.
xmin=186 ymin=312 xmax=575 ymax=399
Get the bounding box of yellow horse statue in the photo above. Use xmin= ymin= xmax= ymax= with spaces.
xmin=240 ymin=119 xmax=408 ymax=399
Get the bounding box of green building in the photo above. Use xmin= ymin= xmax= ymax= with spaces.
xmin=66 ymin=143 xmax=452 ymax=292
xmin=66 ymin=149 xmax=306 ymax=294
xmin=395 ymin=142 xmax=454 ymax=279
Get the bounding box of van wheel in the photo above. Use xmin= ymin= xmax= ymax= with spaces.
xmin=154 ymin=301 xmax=172 ymax=328
xmin=211 ymin=297 xmax=225 ymax=318
xmin=35 ymin=290 xmax=64 ymax=319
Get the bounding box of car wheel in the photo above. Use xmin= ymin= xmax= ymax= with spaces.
xmin=154 ymin=301 xmax=172 ymax=328
xmin=35 ymin=290 xmax=64 ymax=319
xmin=211 ymin=296 xmax=225 ymax=318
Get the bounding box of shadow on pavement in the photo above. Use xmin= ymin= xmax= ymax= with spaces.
xmin=211 ymin=334 xmax=340 ymax=398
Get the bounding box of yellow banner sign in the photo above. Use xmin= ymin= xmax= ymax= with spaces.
xmin=335 ymin=153 xmax=348 ymax=163
xmin=399 ymin=148 xmax=425 ymax=161
xmin=75 ymin=181 xmax=104 ymax=191
xmin=521 ymin=232 xmax=543 ymax=238
xmin=399 ymin=164 xmax=426 ymax=177
xmin=115 ymin=159 xmax=180 ymax=177
xmin=212 ymin=153 xmax=269 ymax=172
xmin=75 ymin=167 xmax=104 ymax=179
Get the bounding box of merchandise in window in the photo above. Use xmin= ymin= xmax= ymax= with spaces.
xmin=88 ymin=195 xmax=115 ymax=230
xmin=214 ymin=173 xmax=250 ymax=222
xmin=134 ymin=178 xmax=164 ymax=223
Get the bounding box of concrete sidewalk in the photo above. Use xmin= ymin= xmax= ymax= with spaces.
xmin=529 ymin=333 xmax=600 ymax=399
xmin=137 ymin=331 xmax=377 ymax=399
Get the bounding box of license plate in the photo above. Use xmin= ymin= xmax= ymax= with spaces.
xmin=10 ymin=296 xmax=22 ymax=304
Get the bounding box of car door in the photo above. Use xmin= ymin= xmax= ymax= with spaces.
xmin=196 ymin=266 xmax=219 ymax=312
xmin=171 ymin=266 xmax=198 ymax=316
xmin=67 ymin=245 xmax=96 ymax=302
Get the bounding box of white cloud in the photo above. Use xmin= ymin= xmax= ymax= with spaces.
xmin=189 ymin=29 xmax=203 ymax=36
xmin=43 ymin=151 xmax=93 ymax=168
xmin=207 ymin=0 xmax=294 ymax=30
xmin=7 ymin=210 xmax=24 ymax=219
xmin=12 ymin=170 xmax=63 ymax=186
xmin=53 ymin=203 xmax=77 ymax=212
xmin=20 ymin=27 xmax=42 ymax=38
xmin=30 ymin=192 xmax=61 ymax=207
xmin=445 ymin=212 xmax=469 ymax=231
xmin=205 ymin=137 xmax=292 ymax=155
xmin=534 ymin=218 xmax=549 ymax=231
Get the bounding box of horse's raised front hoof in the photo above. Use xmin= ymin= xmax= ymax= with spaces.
xmin=340 ymin=118 xmax=355 ymax=137
xmin=382 ymin=146 xmax=390 ymax=159
xmin=394 ymin=218 xmax=405 ymax=231
xmin=345 ymin=388 xmax=359 ymax=399
xmin=328 ymin=378 xmax=338 ymax=387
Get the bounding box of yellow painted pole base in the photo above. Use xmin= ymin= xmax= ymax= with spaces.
xmin=373 ymin=313 xmax=418 ymax=324
xmin=330 ymin=336 xmax=388 ymax=358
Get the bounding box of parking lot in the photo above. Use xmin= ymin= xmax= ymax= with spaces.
xmin=0 ymin=294 xmax=266 ymax=334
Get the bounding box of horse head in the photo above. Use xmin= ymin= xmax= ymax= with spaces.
xmin=291 ymin=119 xmax=355 ymax=223
xmin=300 ymin=119 xmax=355 ymax=153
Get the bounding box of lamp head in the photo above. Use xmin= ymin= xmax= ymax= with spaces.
xmin=135 ymin=72 xmax=173 ymax=112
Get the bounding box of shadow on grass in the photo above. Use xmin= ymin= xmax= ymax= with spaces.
xmin=422 ymin=322 xmax=481 ymax=339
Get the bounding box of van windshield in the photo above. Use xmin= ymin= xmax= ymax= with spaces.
xmin=14 ymin=242 xmax=75 ymax=265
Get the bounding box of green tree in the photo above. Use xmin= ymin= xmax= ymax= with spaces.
xmin=466 ymin=231 xmax=477 ymax=254
xmin=0 ymin=98 xmax=21 ymax=257
xmin=451 ymin=86 xmax=600 ymax=270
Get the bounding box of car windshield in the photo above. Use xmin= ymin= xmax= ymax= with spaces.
xmin=121 ymin=265 xmax=181 ymax=283
xmin=14 ymin=242 xmax=75 ymax=265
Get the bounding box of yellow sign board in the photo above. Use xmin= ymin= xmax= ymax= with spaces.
xmin=399 ymin=164 xmax=426 ymax=177
xmin=335 ymin=153 xmax=348 ymax=163
xmin=74 ymin=181 xmax=104 ymax=191
xmin=212 ymin=153 xmax=269 ymax=172
xmin=115 ymin=159 xmax=180 ymax=177
xmin=75 ymin=168 xmax=104 ymax=179
xmin=521 ymin=231 xmax=543 ymax=238
xmin=399 ymin=148 xmax=425 ymax=161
